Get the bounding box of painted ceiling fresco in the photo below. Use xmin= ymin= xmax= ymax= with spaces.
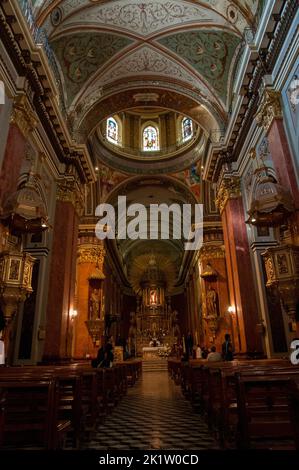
xmin=158 ymin=30 xmax=241 ymax=102
xmin=32 ymin=0 xmax=265 ymax=116
xmin=51 ymin=32 xmax=133 ymax=105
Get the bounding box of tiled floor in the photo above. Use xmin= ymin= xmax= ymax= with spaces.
xmin=84 ymin=370 xmax=219 ymax=450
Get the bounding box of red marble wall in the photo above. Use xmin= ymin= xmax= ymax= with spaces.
xmin=267 ymin=119 xmax=299 ymax=205
xmin=0 ymin=124 xmax=26 ymax=208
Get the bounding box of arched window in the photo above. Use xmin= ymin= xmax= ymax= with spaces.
xmin=182 ymin=117 xmax=193 ymax=142
xmin=143 ymin=125 xmax=159 ymax=151
xmin=106 ymin=117 xmax=119 ymax=144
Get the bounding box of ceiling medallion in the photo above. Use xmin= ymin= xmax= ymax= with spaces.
xmin=227 ymin=4 xmax=238 ymax=24
xmin=51 ymin=7 xmax=62 ymax=27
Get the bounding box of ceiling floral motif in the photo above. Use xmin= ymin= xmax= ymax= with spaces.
xmin=40 ymin=0 xmax=250 ymax=38
xmin=158 ymin=30 xmax=241 ymax=103
xmin=61 ymin=0 xmax=211 ymax=36
xmin=51 ymin=32 xmax=132 ymax=104
xmin=97 ymin=45 xmax=212 ymax=96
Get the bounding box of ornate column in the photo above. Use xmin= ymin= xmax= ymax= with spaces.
xmin=42 ymin=180 xmax=83 ymax=362
xmin=199 ymin=243 xmax=230 ymax=350
xmin=256 ymin=88 xmax=299 ymax=242
xmin=74 ymin=240 xmax=106 ymax=358
xmin=0 ymin=94 xmax=38 ymax=208
xmin=216 ymin=177 xmax=263 ymax=354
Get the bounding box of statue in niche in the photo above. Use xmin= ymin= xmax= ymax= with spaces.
xmin=150 ymin=289 xmax=158 ymax=304
xmin=206 ymin=287 xmax=218 ymax=318
xmin=90 ymin=288 xmax=101 ymax=320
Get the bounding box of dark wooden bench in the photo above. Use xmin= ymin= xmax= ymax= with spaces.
xmin=235 ymin=369 xmax=299 ymax=449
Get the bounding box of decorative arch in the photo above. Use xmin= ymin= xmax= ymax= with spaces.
xmin=141 ymin=122 xmax=159 ymax=152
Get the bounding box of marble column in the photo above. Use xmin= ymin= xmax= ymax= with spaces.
xmin=216 ymin=177 xmax=263 ymax=354
xmin=42 ymin=181 xmax=82 ymax=362
xmin=0 ymin=95 xmax=37 ymax=208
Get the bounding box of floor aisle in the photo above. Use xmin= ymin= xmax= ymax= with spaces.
xmin=85 ymin=370 xmax=219 ymax=450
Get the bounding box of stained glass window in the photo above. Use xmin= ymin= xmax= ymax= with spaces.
xmin=182 ymin=117 xmax=193 ymax=142
xmin=106 ymin=117 xmax=118 ymax=144
xmin=143 ymin=126 xmax=159 ymax=151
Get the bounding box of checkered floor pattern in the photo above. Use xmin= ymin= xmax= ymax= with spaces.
xmin=83 ymin=370 xmax=219 ymax=450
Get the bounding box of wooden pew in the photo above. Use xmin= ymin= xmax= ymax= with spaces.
xmin=0 ymin=360 xmax=140 ymax=449
xmin=288 ymin=379 xmax=299 ymax=450
xmin=0 ymin=379 xmax=57 ymax=449
xmin=235 ymin=368 xmax=299 ymax=449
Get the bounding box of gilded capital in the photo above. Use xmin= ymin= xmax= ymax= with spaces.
xmin=215 ymin=176 xmax=241 ymax=214
xmin=77 ymin=245 xmax=106 ymax=265
xmin=56 ymin=180 xmax=84 ymax=216
xmin=10 ymin=95 xmax=38 ymax=137
xmin=199 ymin=244 xmax=225 ymax=262
xmin=255 ymin=89 xmax=283 ymax=133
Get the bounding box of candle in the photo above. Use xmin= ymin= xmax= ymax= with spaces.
xmin=195 ymin=330 xmax=198 ymax=346
xmin=0 ymin=339 xmax=5 ymax=365
xmin=182 ymin=335 xmax=186 ymax=354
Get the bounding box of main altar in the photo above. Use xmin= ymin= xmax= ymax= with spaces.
xmin=128 ymin=256 xmax=180 ymax=359
xmin=142 ymin=347 xmax=168 ymax=359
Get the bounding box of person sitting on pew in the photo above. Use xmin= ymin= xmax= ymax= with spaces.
xmin=195 ymin=344 xmax=202 ymax=359
xmin=98 ymin=349 xmax=114 ymax=368
xmin=207 ymin=345 xmax=222 ymax=362
xmin=91 ymin=345 xmax=105 ymax=368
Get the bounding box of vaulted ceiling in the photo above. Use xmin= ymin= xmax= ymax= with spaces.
xmin=33 ymin=0 xmax=265 ymax=138
xmin=30 ymin=0 xmax=264 ymax=289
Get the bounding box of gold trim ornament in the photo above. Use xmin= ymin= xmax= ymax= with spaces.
xmin=10 ymin=95 xmax=38 ymax=138
xmin=215 ymin=176 xmax=241 ymax=214
xmin=255 ymin=89 xmax=283 ymax=133
xmin=0 ymin=251 xmax=35 ymax=322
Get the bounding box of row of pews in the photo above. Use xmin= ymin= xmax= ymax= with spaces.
xmin=168 ymin=358 xmax=299 ymax=449
xmin=0 ymin=360 xmax=142 ymax=449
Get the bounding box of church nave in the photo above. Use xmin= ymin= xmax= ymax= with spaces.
xmin=84 ymin=370 xmax=218 ymax=451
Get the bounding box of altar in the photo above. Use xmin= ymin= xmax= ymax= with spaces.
xmin=142 ymin=346 xmax=167 ymax=360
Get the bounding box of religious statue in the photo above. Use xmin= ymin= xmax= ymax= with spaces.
xmin=90 ymin=288 xmax=101 ymax=319
xmin=150 ymin=289 xmax=157 ymax=304
xmin=206 ymin=287 xmax=218 ymax=317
